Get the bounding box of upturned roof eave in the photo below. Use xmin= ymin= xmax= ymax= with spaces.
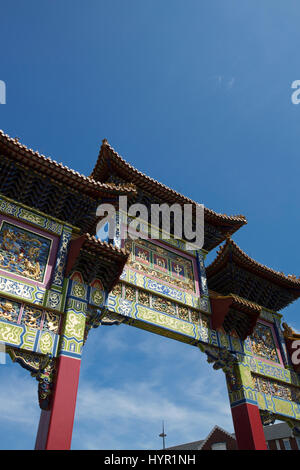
xmin=209 ymin=289 xmax=262 ymax=313
xmin=0 ymin=130 xmax=137 ymax=199
xmin=207 ymin=238 xmax=300 ymax=290
xmin=65 ymin=233 xmax=129 ymax=290
xmin=91 ymin=139 xmax=248 ymax=231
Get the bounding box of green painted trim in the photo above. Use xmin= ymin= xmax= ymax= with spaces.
xmin=0 ymin=193 xmax=80 ymax=233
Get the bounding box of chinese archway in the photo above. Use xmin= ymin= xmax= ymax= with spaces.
xmin=0 ymin=130 xmax=299 ymax=450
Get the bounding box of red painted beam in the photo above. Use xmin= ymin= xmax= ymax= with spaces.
xmin=65 ymin=235 xmax=87 ymax=277
xmin=231 ymin=402 xmax=267 ymax=450
xmin=35 ymin=356 xmax=81 ymax=450
xmin=210 ymin=297 xmax=232 ymax=330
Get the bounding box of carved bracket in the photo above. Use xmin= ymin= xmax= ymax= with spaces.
xmin=8 ymin=348 xmax=56 ymax=410
xmin=260 ymin=409 xmax=300 ymax=437
xmin=285 ymin=418 xmax=300 ymax=437
xmin=98 ymin=308 xmax=125 ymax=326
xmin=260 ymin=410 xmax=276 ymax=426
xmin=84 ymin=308 xmax=124 ymax=343
xmin=199 ymin=344 xmax=238 ymax=375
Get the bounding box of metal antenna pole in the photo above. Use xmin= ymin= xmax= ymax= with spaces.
xmin=159 ymin=421 xmax=167 ymax=449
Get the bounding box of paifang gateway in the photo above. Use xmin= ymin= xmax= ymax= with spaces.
xmin=0 ymin=130 xmax=299 ymax=450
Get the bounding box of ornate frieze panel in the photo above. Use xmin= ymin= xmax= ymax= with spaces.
xmin=137 ymin=289 xmax=150 ymax=307
xmin=124 ymin=238 xmax=198 ymax=294
xmin=0 ymin=273 xmax=46 ymax=307
xmin=0 ymin=270 xmax=68 ymax=315
xmin=124 ymin=284 xmax=137 ymax=302
xmin=241 ymin=354 xmax=300 ymax=387
xmin=213 ymin=353 xmax=300 ymax=422
xmin=120 ymin=268 xmax=203 ymax=310
xmin=107 ymin=289 xmax=213 ymax=346
xmin=0 ymin=296 xmax=21 ymax=323
xmin=0 ymin=220 xmax=52 ymax=283
xmin=0 ymin=214 xmax=60 ymax=291
xmin=0 ymin=195 xmax=64 ymax=235
xmin=109 ymin=282 xmax=209 ymax=328
xmin=252 ymin=373 xmax=300 ymax=421
xmin=0 ymin=296 xmax=61 ymax=333
xmin=250 ymin=321 xmax=280 ymax=364
xmin=0 ymin=198 xmax=76 ymax=313
xmin=0 ymin=318 xmax=59 ymax=355
xmin=0 ymin=295 xmax=61 ymax=355
xmin=108 ymin=284 xmax=300 ymax=395
xmin=253 ymin=374 xmax=300 ymax=403
xmin=152 ymin=295 xmax=177 ymax=316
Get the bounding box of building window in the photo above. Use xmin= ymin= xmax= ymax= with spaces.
xmin=283 ymin=439 xmax=291 ymax=450
xmin=275 ymin=440 xmax=281 ymax=450
xmin=211 ymin=442 xmax=227 ymax=450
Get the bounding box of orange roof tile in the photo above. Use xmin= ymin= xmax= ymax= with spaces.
xmin=207 ymin=237 xmax=300 ymax=288
xmin=0 ymin=130 xmax=136 ymax=199
xmin=91 ymin=139 xmax=247 ymax=229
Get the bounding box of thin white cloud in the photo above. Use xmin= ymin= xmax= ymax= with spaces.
xmin=0 ymin=368 xmax=40 ymax=427
xmin=228 ymin=77 xmax=236 ymax=88
xmin=0 ymin=330 xmax=233 ymax=450
xmin=213 ymin=75 xmax=236 ymax=89
xmin=73 ymin=370 xmax=232 ymax=450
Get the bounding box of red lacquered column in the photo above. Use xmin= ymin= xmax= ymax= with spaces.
xmin=35 ymin=356 xmax=81 ymax=450
xmin=35 ymin=280 xmax=88 ymax=450
xmin=231 ymin=402 xmax=267 ymax=450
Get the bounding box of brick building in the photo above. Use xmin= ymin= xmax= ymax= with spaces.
xmin=167 ymin=423 xmax=300 ymax=450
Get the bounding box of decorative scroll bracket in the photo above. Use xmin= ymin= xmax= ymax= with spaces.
xmin=84 ymin=308 xmax=124 ymax=343
xmin=8 ymin=348 xmax=56 ymax=410
xmin=199 ymin=344 xmax=238 ymax=374
xmin=260 ymin=410 xmax=276 ymax=426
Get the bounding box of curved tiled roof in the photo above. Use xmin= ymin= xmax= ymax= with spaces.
xmin=207 ymin=237 xmax=300 ymax=288
xmin=82 ymin=233 xmax=129 ymax=258
xmin=65 ymin=233 xmax=129 ymax=291
xmin=0 ymin=130 xmax=136 ymax=198
xmin=209 ymin=290 xmax=262 ymax=313
xmin=91 ymin=139 xmax=247 ymax=228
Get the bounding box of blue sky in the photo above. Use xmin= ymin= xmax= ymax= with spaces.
xmin=0 ymin=0 xmax=300 ymax=450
